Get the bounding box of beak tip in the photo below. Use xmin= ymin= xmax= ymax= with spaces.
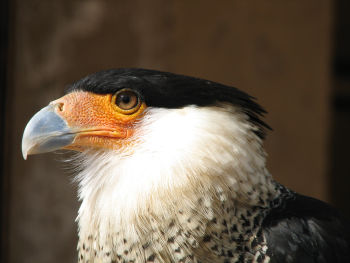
xmin=21 ymin=105 xmax=75 ymax=158
xmin=21 ymin=137 xmax=28 ymax=160
xmin=21 ymin=137 xmax=32 ymax=160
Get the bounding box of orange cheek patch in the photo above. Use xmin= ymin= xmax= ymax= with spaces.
xmin=51 ymin=91 xmax=146 ymax=151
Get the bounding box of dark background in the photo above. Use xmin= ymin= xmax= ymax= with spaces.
xmin=1 ymin=1 xmax=349 ymax=262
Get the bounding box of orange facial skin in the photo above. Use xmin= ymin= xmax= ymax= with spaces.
xmin=51 ymin=91 xmax=146 ymax=151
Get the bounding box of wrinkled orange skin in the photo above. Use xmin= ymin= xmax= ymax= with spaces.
xmin=51 ymin=91 xmax=146 ymax=151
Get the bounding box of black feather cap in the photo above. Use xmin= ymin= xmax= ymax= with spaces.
xmin=67 ymin=68 xmax=270 ymax=139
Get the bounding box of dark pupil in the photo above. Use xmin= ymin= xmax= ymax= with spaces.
xmin=120 ymin=94 xmax=131 ymax=104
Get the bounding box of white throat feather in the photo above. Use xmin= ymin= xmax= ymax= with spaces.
xmin=72 ymin=104 xmax=279 ymax=256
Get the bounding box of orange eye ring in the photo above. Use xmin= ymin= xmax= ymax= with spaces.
xmin=112 ymin=89 xmax=141 ymax=114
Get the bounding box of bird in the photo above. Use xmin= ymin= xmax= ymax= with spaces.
xmin=22 ymin=68 xmax=350 ymax=263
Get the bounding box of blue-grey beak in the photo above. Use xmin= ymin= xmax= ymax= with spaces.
xmin=22 ymin=104 xmax=76 ymax=159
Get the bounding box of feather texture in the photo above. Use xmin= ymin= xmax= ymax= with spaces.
xmin=73 ymin=104 xmax=279 ymax=262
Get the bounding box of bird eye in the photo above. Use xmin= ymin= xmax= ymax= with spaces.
xmin=114 ymin=89 xmax=140 ymax=113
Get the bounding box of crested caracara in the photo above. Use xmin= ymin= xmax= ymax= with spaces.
xmin=22 ymin=69 xmax=350 ymax=263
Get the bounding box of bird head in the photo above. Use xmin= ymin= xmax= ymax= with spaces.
xmin=22 ymin=69 xmax=273 ymax=230
xmin=22 ymin=68 xmax=268 ymax=156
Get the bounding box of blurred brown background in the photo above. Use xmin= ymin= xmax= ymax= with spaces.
xmin=1 ymin=0 xmax=349 ymax=262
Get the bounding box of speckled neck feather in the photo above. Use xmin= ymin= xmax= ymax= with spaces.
xmin=73 ymin=105 xmax=280 ymax=263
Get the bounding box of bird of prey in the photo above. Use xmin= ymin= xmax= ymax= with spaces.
xmin=22 ymin=69 xmax=349 ymax=263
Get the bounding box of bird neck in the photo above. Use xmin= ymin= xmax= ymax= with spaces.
xmin=74 ymin=105 xmax=280 ymax=261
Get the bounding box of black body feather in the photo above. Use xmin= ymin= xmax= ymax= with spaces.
xmin=263 ymin=190 xmax=350 ymax=263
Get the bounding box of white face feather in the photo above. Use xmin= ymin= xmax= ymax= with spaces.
xmin=73 ymin=104 xmax=276 ymax=241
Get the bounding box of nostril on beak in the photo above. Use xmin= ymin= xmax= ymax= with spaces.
xmin=56 ymin=102 xmax=64 ymax=112
xmin=49 ymin=100 xmax=65 ymax=113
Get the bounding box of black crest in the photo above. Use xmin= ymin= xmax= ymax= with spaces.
xmin=67 ymin=68 xmax=270 ymax=139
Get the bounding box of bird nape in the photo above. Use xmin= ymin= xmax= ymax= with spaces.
xmin=22 ymin=68 xmax=349 ymax=263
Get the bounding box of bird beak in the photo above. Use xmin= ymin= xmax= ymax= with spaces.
xmin=22 ymin=104 xmax=75 ymax=160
